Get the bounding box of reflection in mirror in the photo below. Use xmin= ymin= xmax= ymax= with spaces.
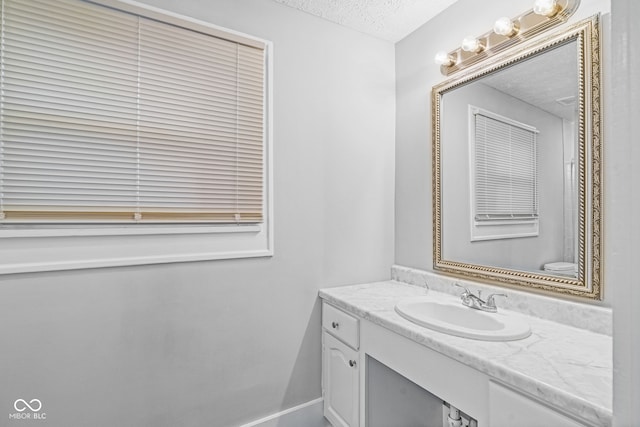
xmin=432 ymin=16 xmax=602 ymax=299
xmin=441 ymin=40 xmax=578 ymax=276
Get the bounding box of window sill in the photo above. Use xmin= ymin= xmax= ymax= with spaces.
xmin=0 ymin=223 xmax=272 ymax=275
xmin=0 ymin=224 xmax=261 ymax=239
xmin=471 ymin=220 xmax=539 ymax=241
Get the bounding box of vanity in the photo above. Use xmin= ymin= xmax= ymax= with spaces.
xmin=319 ymin=269 xmax=612 ymax=427
xmin=319 ymin=2 xmax=611 ymax=425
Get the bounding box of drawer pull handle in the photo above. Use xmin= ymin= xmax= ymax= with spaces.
xmin=349 ymin=360 xmax=357 ymax=368
xmin=331 ymin=322 xmax=339 ymax=329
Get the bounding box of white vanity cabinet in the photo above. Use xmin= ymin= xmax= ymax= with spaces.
xmin=322 ymin=302 xmax=360 ymax=427
xmin=319 ymin=282 xmax=611 ymax=427
xmin=320 ymin=303 xmax=601 ymax=427
xmin=489 ymin=382 xmax=588 ymax=427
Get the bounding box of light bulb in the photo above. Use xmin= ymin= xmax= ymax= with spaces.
xmin=493 ymin=17 xmax=518 ymax=37
xmin=533 ymin=0 xmax=559 ymax=16
xmin=461 ymin=36 xmax=484 ymax=53
xmin=434 ymin=51 xmax=454 ymax=66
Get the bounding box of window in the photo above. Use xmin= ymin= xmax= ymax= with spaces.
xmin=1 ymin=0 xmax=266 ymax=224
xmin=469 ymin=106 xmax=538 ymax=241
xmin=0 ymin=0 xmax=272 ymax=273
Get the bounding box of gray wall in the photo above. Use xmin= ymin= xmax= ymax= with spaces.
xmin=0 ymin=1 xmax=395 ymax=426
xmin=441 ymin=82 xmax=564 ymax=271
xmin=395 ymin=0 xmax=610 ymax=301
xmin=611 ymin=1 xmax=640 ymax=425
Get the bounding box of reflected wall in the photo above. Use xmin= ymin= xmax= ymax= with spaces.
xmin=441 ymin=81 xmax=565 ymax=272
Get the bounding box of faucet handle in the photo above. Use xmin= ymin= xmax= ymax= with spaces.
xmin=485 ymin=293 xmax=507 ymax=309
xmin=454 ymin=283 xmax=470 ymax=296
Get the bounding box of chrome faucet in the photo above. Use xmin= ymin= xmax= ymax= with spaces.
xmin=454 ymin=284 xmax=506 ymax=313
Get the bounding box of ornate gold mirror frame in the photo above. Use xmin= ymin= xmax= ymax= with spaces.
xmin=432 ymin=15 xmax=602 ymax=299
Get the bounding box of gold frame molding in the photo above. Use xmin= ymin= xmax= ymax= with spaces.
xmin=432 ymin=15 xmax=602 ymax=300
xmin=440 ymin=0 xmax=581 ymax=76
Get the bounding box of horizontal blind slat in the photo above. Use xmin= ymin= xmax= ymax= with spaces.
xmin=1 ymin=0 xmax=265 ymax=224
xmin=474 ymin=112 xmax=537 ymax=219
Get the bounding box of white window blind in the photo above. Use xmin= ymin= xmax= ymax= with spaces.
xmin=0 ymin=0 xmax=266 ymax=224
xmin=474 ymin=111 xmax=538 ymax=221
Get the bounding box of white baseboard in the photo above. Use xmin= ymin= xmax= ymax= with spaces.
xmin=239 ymin=398 xmax=329 ymax=427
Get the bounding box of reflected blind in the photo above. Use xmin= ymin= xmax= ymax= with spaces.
xmin=0 ymin=0 xmax=265 ymax=223
xmin=474 ymin=113 xmax=538 ymax=221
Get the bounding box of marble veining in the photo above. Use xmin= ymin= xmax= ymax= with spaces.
xmin=319 ymin=281 xmax=612 ymax=426
xmin=392 ymin=264 xmax=612 ymax=335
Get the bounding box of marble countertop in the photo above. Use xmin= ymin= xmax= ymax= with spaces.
xmin=319 ymin=280 xmax=612 ymax=426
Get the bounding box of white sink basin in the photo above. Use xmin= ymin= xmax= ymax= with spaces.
xmin=395 ymin=297 xmax=531 ymax=341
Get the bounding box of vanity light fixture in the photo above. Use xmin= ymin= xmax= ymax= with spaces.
xmin=434 ymin=51 xmax=455 ymax=66
xmin=493 ymin=17 xmax=519 ymax=37
xmin=461 ymin=36 xmax=484 ymax=53
xmin=435 ymin=0 xmax=580 ymax=76
xmin=533 ymin=0 xmax=560 ymax=17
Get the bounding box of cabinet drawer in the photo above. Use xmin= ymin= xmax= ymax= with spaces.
xmin=322 ymin=302 xmax=359 ymax=350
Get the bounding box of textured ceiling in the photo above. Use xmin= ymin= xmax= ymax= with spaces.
xmin=481 ymin=41 xmax=579 ymax=121
xmin=271 ymin=0 xmax=459 ymax=42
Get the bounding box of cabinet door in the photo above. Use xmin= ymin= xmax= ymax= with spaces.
xmin=489 ymin=381 xmax=588 ymax=427
xmin=323 ymin=331 xmax=359 ymax=427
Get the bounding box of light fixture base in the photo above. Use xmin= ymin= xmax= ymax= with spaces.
xmin=439 ymin=0 xmax=580 ymax=76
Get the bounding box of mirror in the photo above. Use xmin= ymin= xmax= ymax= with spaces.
xmin=432 ymin=15 xmax=602 ymax=299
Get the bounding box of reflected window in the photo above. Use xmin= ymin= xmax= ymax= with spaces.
xmin=469 ymin=106 xmax=539 ymax=241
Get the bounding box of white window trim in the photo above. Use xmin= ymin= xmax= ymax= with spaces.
xmin=0 ymin=0 xmax=274 ymax=275
xmin=468 ymin=105 xmax=538 ymax=242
